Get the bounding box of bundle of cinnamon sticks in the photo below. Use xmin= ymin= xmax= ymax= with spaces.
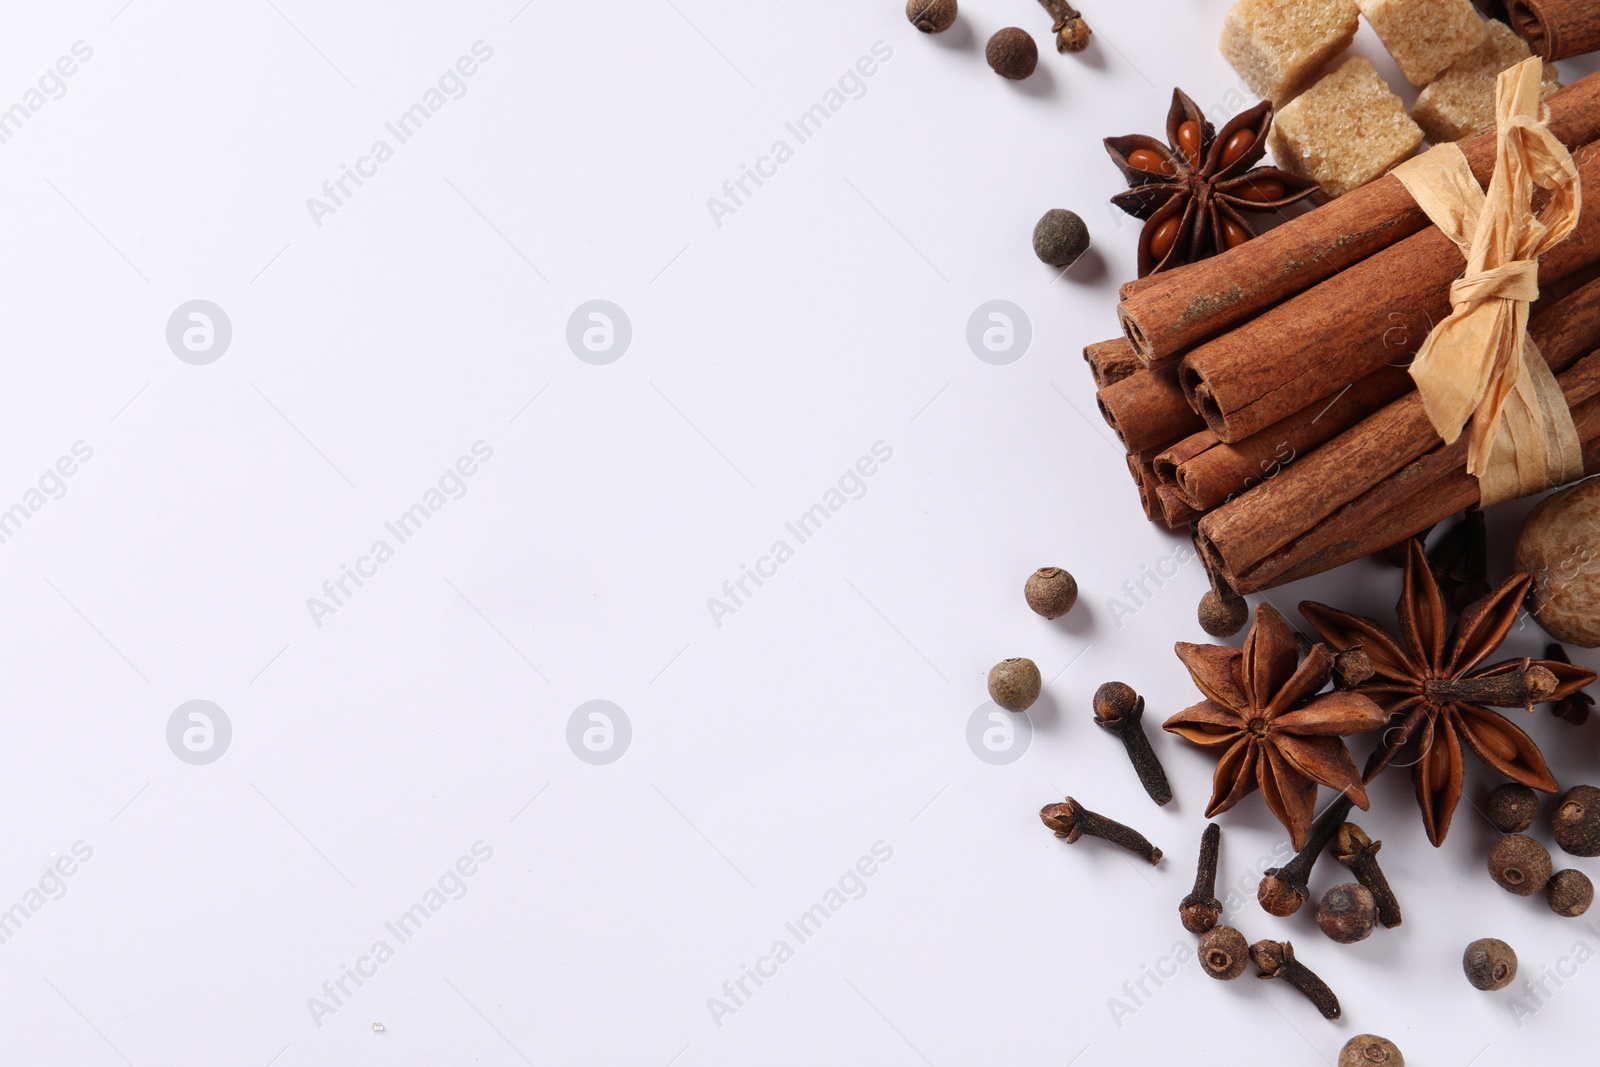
xmin=1089 ymin=69 xmax=1600 ymax=596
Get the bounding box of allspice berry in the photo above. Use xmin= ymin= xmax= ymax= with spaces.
xmin=1197 ymin=925 xmax=1249 ymax=980
xmin=986 ymin=28 xmax=1038 ymax=80
xmin=1488 ymin=834 xmax=1553 ymax=896
xmin=1485 ymin=782 xmax=1539 ymax=833
xmin=905 ymin=0 xmax=957 ymax=34
xmin=1317 ymin=883 xmax=1377 ymax=944
xmin=1032 ymin=210 xmax=1091 ymax=268
xmin=987 ymin=657 xmax=1041 ymax=713
xmin=1198 ymin=589 xmax=1249 ymax=637
xmin=1553 ymin=784 xmax=1600 ymax=856
xmin=1463 ymin=938 xmax=1518 ymax=991
xmin=1025 ymin=567 xmax=1078 ymax=618
xmin=1339 ymin=1036 xmax=1403 ymax=1067
xmin=1548 ymin=869 xmax=1594 ymax=917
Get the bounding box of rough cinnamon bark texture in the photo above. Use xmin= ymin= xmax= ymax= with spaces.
xmin=1156 ymin=364 xmax=1414 ymax=510
xmin=1205 ymin=354 xmax=1600 ymax=592
xmin=1117 ymin=71 xmax=1600 ymax=362
xmin=1196 ymin=276 xmax=1600 ymax=578
xmin=1129 ymin=444 xmax=1198 ymax=530
xmin=1097 ymin=365 xmax=1207 ymax=452
xmin=1179 ymin=141 xmax=1600 ymax=444
xmin=1084 ymin=338 xmax=1144 ymax=388
xmin=1508 ymin=0 xmax=1600 ymax=60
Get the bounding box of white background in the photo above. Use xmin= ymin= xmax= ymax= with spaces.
xmin=0 ymin=1 xmax=1597 ymax=1063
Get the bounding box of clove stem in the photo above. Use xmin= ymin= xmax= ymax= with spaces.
xmin=1094 ymin=684 xmax=1173 ymax=806
xmin=1425 ymin=659 xmax=1558 ymax=709
xmin=1041 ymin=797 xmax=1162 ymax=864
xmin=1259 ymin=794 xmax=1355 ymax=916
xmin=1180 ymin=822 xmax=1223 ymax=933
xmin=1333 ymin=822 xmax=1402 ymax=928
xmin=1251 ymin=940 xmax=1341 ymax=1020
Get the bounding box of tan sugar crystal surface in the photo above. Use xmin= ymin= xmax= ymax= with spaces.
xmin=1268 ymin=57 xmax=1425 ymax=199
xmin=1357 ymin=0 xmax=1488 ymax=85
xmin=1413 ymin=20 xmax=1561 ymax=143
xmin=1221 ymin=0 xmax=1360 ymax=105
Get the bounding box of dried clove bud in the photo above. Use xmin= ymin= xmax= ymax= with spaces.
xmin=1296 ymin=632 xmax=1373 ymax=690
xmin=1463 ymin=937 xmax=1517 ymax=990
xmin=1429 ymin=509 xmax=1491 ymax=612
xmin=1093 ymin=682 xmax=1173 ymax=806
xmin=1197 ymin=925 xmax=1248 ymax=980
xmin=1333 ymin=823 xmax=1402 ymax=928
xmin=1485 ymin=782 xmax=1539 ymax=833
xmin=1423 ymin=658 xmax=1559 ymax=709
xmin=1317 ymin=883 xmax=1377 ymax=944
xmin=1259 ymin=795 xmax=1354 ymax=917
xmin=1488 ymin=834 xmax=1553 ymax=896
xmin=1548 ymin=869 xmax=1594 ymax=917
xmin=1036 ymin=0 xmax=1090 ymax=52
xmin=1546 ymin=644 xmax=1595 ymax=725
xmin=1180 ymin=823 xmax=1223 ymax=933
xmin=1040 ymin=797 xmax=1162 ymax=864
xmin=1250 ymin=939 xmax=1341 ymax=1019
xmin=1553 ymin=785 xmax=1600 ymax=856
xmin=1339 ymin=1035 xmax=1404 ymax=1067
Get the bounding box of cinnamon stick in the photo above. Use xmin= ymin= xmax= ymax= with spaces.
xmin=1117 ymin=72 xmax=1600 ymax=363
xmin=1196 ymin=275 xmax=1600 ymax=578
xmin=1179 ymin=141 xmax=1600 ymax=444
xmin=1507 ymin=0 xmax=1600 ymax=60
xmin=1084 ymin=337 xmax=1144 ymax=388
xmin=1097 ymin=365 xmax=1207 ymax=453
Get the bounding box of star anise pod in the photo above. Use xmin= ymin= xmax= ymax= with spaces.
xmin=1105 ymin=89 xmax=1319 ymax=277
xmin=1301 ymin=540 xmax=1598 ymax=846
xmin=1164 ymin=602 xmax=1388 ymax=850
xmin=1545 ymin=644 xmax=1595 ymax=725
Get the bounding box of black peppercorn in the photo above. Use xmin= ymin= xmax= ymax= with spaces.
xmin=1463 ymin=937 xmax=1517 ymax=990
xmin=906 ymin=0 xmax=957 ymax=33
xmin=1198 ymin=588 xmax=1249 ymax=638
xmin=1197 ymin=925 xmax=1248 ymax=980
xmin=1488 ymin=834 xmax=1553 ymax=896
xmin=1553 ymin=784 xmax=1600 ymax=857
xmin=988 ymin=658 xmax=1041 ymax=713
xmin=1024 ymin=566 xmax=1078 ymax=618
xmin=1485 ymin=782 xmax=1539 ymax=833
xmin=1032 ymin=211 xmax=1091 ymax=269
xmin=1339 ymin=1035 xmax=1404 ymax=1067
xmin=1548 ymin=869 xmax=1594 ymax=917
xmin=1317 ymin=883 xmax=1377 ymax=944
xmin=986 ymin=28 xmax=1038 ymax=80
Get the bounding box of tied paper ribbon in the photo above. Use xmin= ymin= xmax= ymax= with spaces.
xmin=1391 ymin=57 xmax=1586 ymax=506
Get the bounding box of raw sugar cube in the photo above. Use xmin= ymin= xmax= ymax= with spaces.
xmin=1413 ymin=20 xmax=1561 ymax=143
xmin=1357 ymin=0 xmax=1488 ymax=85
xmin=1220 ymin=0 xmax=1360 ymax=105
xmin=1267 ymin=57 xmax=1425 ymax=199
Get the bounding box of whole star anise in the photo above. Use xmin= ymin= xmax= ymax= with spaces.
xmin=1105 ymin=89 xmax=1318 ymax=277
xmin=1164 ymin=602 xmax=1388 ymax=850
xmin=1301 ymin=540 xmax=1598 ymax=846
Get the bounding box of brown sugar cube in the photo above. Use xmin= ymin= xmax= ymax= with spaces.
xmin=1220 ymin=0 xmax=1360 ymax=105
xmin=1357 ymin=0 xmax=1488 ymax=85
xmin=1413 ymin=20 xmax=1561 ymax=143
xmin=1268 ymin=57 xmax=1425 ymax=199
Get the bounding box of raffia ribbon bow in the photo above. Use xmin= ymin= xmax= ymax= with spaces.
xmin=1391 ymin=57 xmax=1586 ymax=505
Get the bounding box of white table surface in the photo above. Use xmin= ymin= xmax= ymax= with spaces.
xmin=1 ymin=1 xmax=1597 ymax=1063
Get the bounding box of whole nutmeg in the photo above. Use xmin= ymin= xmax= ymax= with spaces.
xmin=1463 ymin=937 xmax=1518 ymax=991
xmin=987 ymin=658 xmax=1041 ymax=713
xmin=1197 ymin=925 xmax=1249 ymax=980
xmin=1198 ymin=589 xmax=1249 ymax=637
xmin=1553 ymin=784 xmax=1600 ymax=856
xmin=905 ymin=0 xmax=957 ymax=34
xmin=1032 ymin=210 xmax=1091 ymax=268
xmin=986 ymin=27 xmax=1038 ymax=80
xmin=1317 ymin=883 xmax=1378 ymax=944
xmin=1485 ymin=782 xmax=1539 ymax=833
xmin=1339 ymin=1036 xmax=1404 ymax=1067
xmin=1548 ymin=868 xmax=1594 ymax=917
xmin=1514 ymin=476 xmax=1600 ymax=647
xmin=1488 ymin=834 xmax=1553 ymax=896
xmin=1024 ymin=566 xmax=1078 ymax=618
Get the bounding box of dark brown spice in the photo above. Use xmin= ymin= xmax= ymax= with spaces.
xmin=1197 ymin=925 xmax=1248 ymax=980
xmin=1553 ymin=784 xmax=1600 ymax=856
xmin=987 ymin=658 xmax=1041 ymax=713
xmin=1547 ymin=644 xmax=1595 ymax=725
xmin=1485 ymin=782 xmax=1540 ymax=833
xmin=1428 ymin=509 xmax=1491 ymax=612
xmin=1333 ymin=823 xmax=1402 ymax=928
xmin=1250 ymin=939 xmax=1341 ymax=1019
xmin=1180 ymin=822 xmax=1222 ymax=933
xmin=1258 ymin=795 xmax=1355 ymax=917
xmin=1024 ymin=566 xmax=1079 ymax=617
xmin=1463 ymin=937 xmax=1518 ymax=990
xmin=1338 ymin=1035 xmax=1404 ymax=1066
xmin=1040 ymin=797 xmax=1162 ymax=864
xmin=986 ymin=28 xmax=1038 ymax=79
xmin=1488 ymin=834 xmax=1553 ymax=896
xmin=1317 ymin=883 xmax=1378 ymax=944
xmin=1035 ymin=0 xmax=1090 ymax=52
xmin=1093 ymin=682 xmax=1173 ymax=805
xmin=906 ymin=0 xmax=957 ymax=33
xmin=1197 ymin=587 xmax=1249 ymax=637
xmin=1548 ymin=869 xmax=1594 ymax=916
